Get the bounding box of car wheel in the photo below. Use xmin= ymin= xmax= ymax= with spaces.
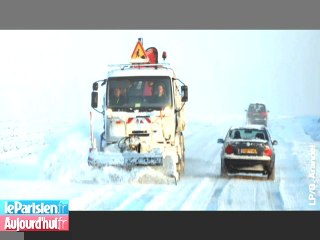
xmin=268 ymin=164 xmax=275 ymax=181
xmin=221 ymin=159 xmax=228 ymax=178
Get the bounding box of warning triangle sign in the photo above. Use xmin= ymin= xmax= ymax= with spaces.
xmin=130 ymin=41 xmax=149 ymax=63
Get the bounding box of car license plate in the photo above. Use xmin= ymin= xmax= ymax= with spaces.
xmin=240 ymin=148 xmax=257 ymax=154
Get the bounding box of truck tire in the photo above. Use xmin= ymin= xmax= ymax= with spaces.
xmin=176 ymin=133 xmax=185 ymax=178
xmin=99 ymin=132 xmax=105 ymax=151
xmin=180 ymin=133 xmax=185 ymax=174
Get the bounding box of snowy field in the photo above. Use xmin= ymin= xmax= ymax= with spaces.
xmin=0 ymin=114 xmax=319 ymax=211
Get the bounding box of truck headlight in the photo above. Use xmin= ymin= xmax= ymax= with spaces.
xmin=162 ymin=106 xmax=173 ymax=117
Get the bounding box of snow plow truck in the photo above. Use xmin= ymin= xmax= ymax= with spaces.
xmin=88 ymin=38 xmax=188 ymax=183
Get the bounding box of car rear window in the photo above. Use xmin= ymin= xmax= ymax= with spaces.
xmin=230 ymin=129 xmax=268 ymax=140
xmin=248 ymin=104 xmax=266 ymax=113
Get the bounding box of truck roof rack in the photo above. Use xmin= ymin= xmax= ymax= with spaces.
xmin=108 ymin=63 xmax=171 ymax=71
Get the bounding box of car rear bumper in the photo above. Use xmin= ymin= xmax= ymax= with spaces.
xmin=223 ymin=157 xmax=273 ymax=174
xmin=248 ymin=118 xmax=267 ymax=125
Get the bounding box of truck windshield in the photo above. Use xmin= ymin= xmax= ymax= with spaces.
xmin=107 ymin=76 xmax=172 ymax=110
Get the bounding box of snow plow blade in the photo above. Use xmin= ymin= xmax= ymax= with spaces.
xmin=88 ymin=149 xmax=163 ymax=167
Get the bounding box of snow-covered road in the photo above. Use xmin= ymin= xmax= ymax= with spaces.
xmin=0 ymin=115 xmax=319 ymax=210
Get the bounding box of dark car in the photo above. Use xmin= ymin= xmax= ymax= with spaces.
xmin=217 ymin=125 xmax=278 ymax=180
xmin=246 ymin=103 xmax=269 ymax=126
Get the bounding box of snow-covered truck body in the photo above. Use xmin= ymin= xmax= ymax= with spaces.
xmin=88 ymin=39 xmax=188 ymax=182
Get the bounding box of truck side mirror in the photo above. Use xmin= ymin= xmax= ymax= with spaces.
xmin=181 ymin=85 xmax=188 ymax=102
xmin=91 ymin=91 xmax=98 ymax=108
xmin=91 ymin=79 xmax=106 ymax=110
xmin=93 ymin=82 xmax=99 ymax=91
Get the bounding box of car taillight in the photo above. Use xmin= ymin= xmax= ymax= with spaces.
xmin=145 ymin=117 xmax=151 ymax=123
xmin=264 ymin=145 xmax=272 ymax=157
xmin=261 ymin=112 xmax=268 ymax=117
xmin=126 ymin=117 xmax=134 ymax=124
xmin=225 ymin=144 xmax=234 ymax=154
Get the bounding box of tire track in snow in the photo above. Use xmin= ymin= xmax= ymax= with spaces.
xmin=206 ymin=178 xmax=230 ymax=210
xmin=184 ymin=121 xmax=221 ymax=177
xmin=184 ymin=122 xmax=228 ymax=210
xmin=252 ymin=178 xmax=284 ymax=210
xmin=209 ymin=174 xmax=284 ymax=210
xmin=204 ymin=145 xmax=231 ymax=210
xmin=143 ymin=179 xmax=199 ymax=210
xmin=266 ymin=180 xmax=285 ymax=210
xmin=71 ymin=184 xmax=152 ymax=210
xmin=179 ymin=178 xmax=215 ymax=210
xmin=114 ymin=187 xmax=153 ymax=210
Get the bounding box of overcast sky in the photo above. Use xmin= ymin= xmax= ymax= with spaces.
xmin=1 ymin=30 xmax=319 ymax=122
